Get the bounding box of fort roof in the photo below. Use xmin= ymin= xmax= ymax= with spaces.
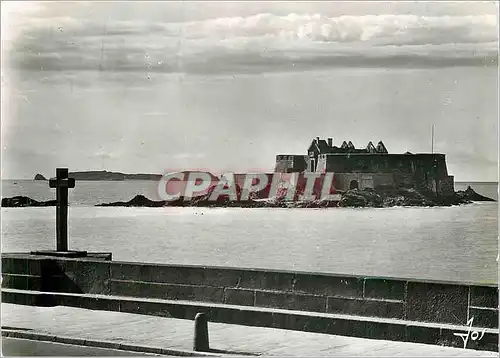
xmin=309 ymin=137 xmax=389 ymax=154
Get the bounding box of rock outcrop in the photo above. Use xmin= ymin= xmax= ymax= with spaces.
xmin=338 ymin=188 xmax=384 ymax=208
xmin=96 ymin=195 xmax=167 ymax=207
xmin=96 ymin=185 xmax=495 ymax=208
xmin=456 ymin=186 xmax=496 ymax=202
xmin=1 ymin=196 xmax=56 ymax=207
xmin=96 ymin=193 xmax=267 ymax=208
xmin=33 ymin=174 xmax=47 ymax=180
xmin=337 ymin=186 xmax=496 ymax=208
xmin=3 ymin=186 xmax=494 ymax=209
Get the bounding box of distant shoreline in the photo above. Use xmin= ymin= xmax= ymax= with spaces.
xmin=31 ymin=171 xmax=164 ymax=181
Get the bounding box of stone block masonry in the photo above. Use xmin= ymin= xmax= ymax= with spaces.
xmin=276 ymin=138 xmax=456 ymax=195
xmin=2 ymin=253 xmax=498 ymax=351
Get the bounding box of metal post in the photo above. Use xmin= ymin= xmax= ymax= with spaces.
xmin=193 ymin=313 xmax=209 ymax=352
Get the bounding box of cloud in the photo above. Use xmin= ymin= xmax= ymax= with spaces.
xmin=94 ymin=150 xmax=115 ymax=160
xmin=172 ymin=153 xmax=206 ymax=159
xmin=143 ymin=112 xmax=169 ymax=117
xmin=4 ymin=12 xmax=499 ymax=74
xmin=177 ymin=13 xmax=498 ymax=45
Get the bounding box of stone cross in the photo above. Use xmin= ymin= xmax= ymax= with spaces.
xmin=49 ymin=168 xmax=75 ymax=251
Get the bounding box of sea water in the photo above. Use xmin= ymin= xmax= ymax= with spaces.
xmin=1 ymin=180 xmax=498 ymax=285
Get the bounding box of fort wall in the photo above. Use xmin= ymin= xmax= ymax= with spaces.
xmin=2 ymin=254 xmax=498 ymax=351
xmin=2 ymin=254 xmax=497 ymax=328
xmin=312 ymin=153 xmax=452 ymax=194
xmin=274 ymin=137 xmax=456 ymax=195
xmin=318 ymin=153 xmax=448 ymax=177
xmin=275 ymin=155 xmax=308 ymax=173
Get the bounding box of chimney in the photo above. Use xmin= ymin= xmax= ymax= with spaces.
xmin=327 ymin=138 xmax=333 ymax=147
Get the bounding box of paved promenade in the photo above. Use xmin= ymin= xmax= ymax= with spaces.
xmin=2 ymin=303 xmax=498 ymax=356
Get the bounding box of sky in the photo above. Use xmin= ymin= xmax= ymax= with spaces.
xmin=1 ymin=1 xmax=499 ymax=181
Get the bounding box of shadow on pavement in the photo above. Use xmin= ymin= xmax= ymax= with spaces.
xmin=207 ymin=348 xmax=261 ymax=356
xmin=2 ymin=338 xmax=158 ymax=356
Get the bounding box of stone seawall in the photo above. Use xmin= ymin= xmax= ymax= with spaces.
xmin=2 ymin=253 xmax=497 ymax=331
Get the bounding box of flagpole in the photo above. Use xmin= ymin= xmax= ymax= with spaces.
xmin=431 ymin=124 xmax=434 ymax=154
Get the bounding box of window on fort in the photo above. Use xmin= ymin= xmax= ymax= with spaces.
xmin=362 ymin=177 xmax=374 ymax=189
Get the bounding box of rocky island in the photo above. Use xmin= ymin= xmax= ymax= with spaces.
xmin=95 ymin=185 xmax=494 ymax=209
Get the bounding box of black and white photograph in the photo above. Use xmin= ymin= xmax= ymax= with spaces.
xmin=1 ymin=1 xmax=498 ymax=356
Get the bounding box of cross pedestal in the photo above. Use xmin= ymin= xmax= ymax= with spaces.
xmin=31 ymin=168 xmax=87 ymax=258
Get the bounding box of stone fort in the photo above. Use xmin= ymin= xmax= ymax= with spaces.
xmin=274 ymin=137 xmax=455 ymax=195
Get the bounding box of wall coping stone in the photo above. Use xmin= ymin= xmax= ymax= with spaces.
xmin=2 ymin=253 xmax=496 ymax=288
xmin=3 ymin=288 xmax=498 ymax=333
